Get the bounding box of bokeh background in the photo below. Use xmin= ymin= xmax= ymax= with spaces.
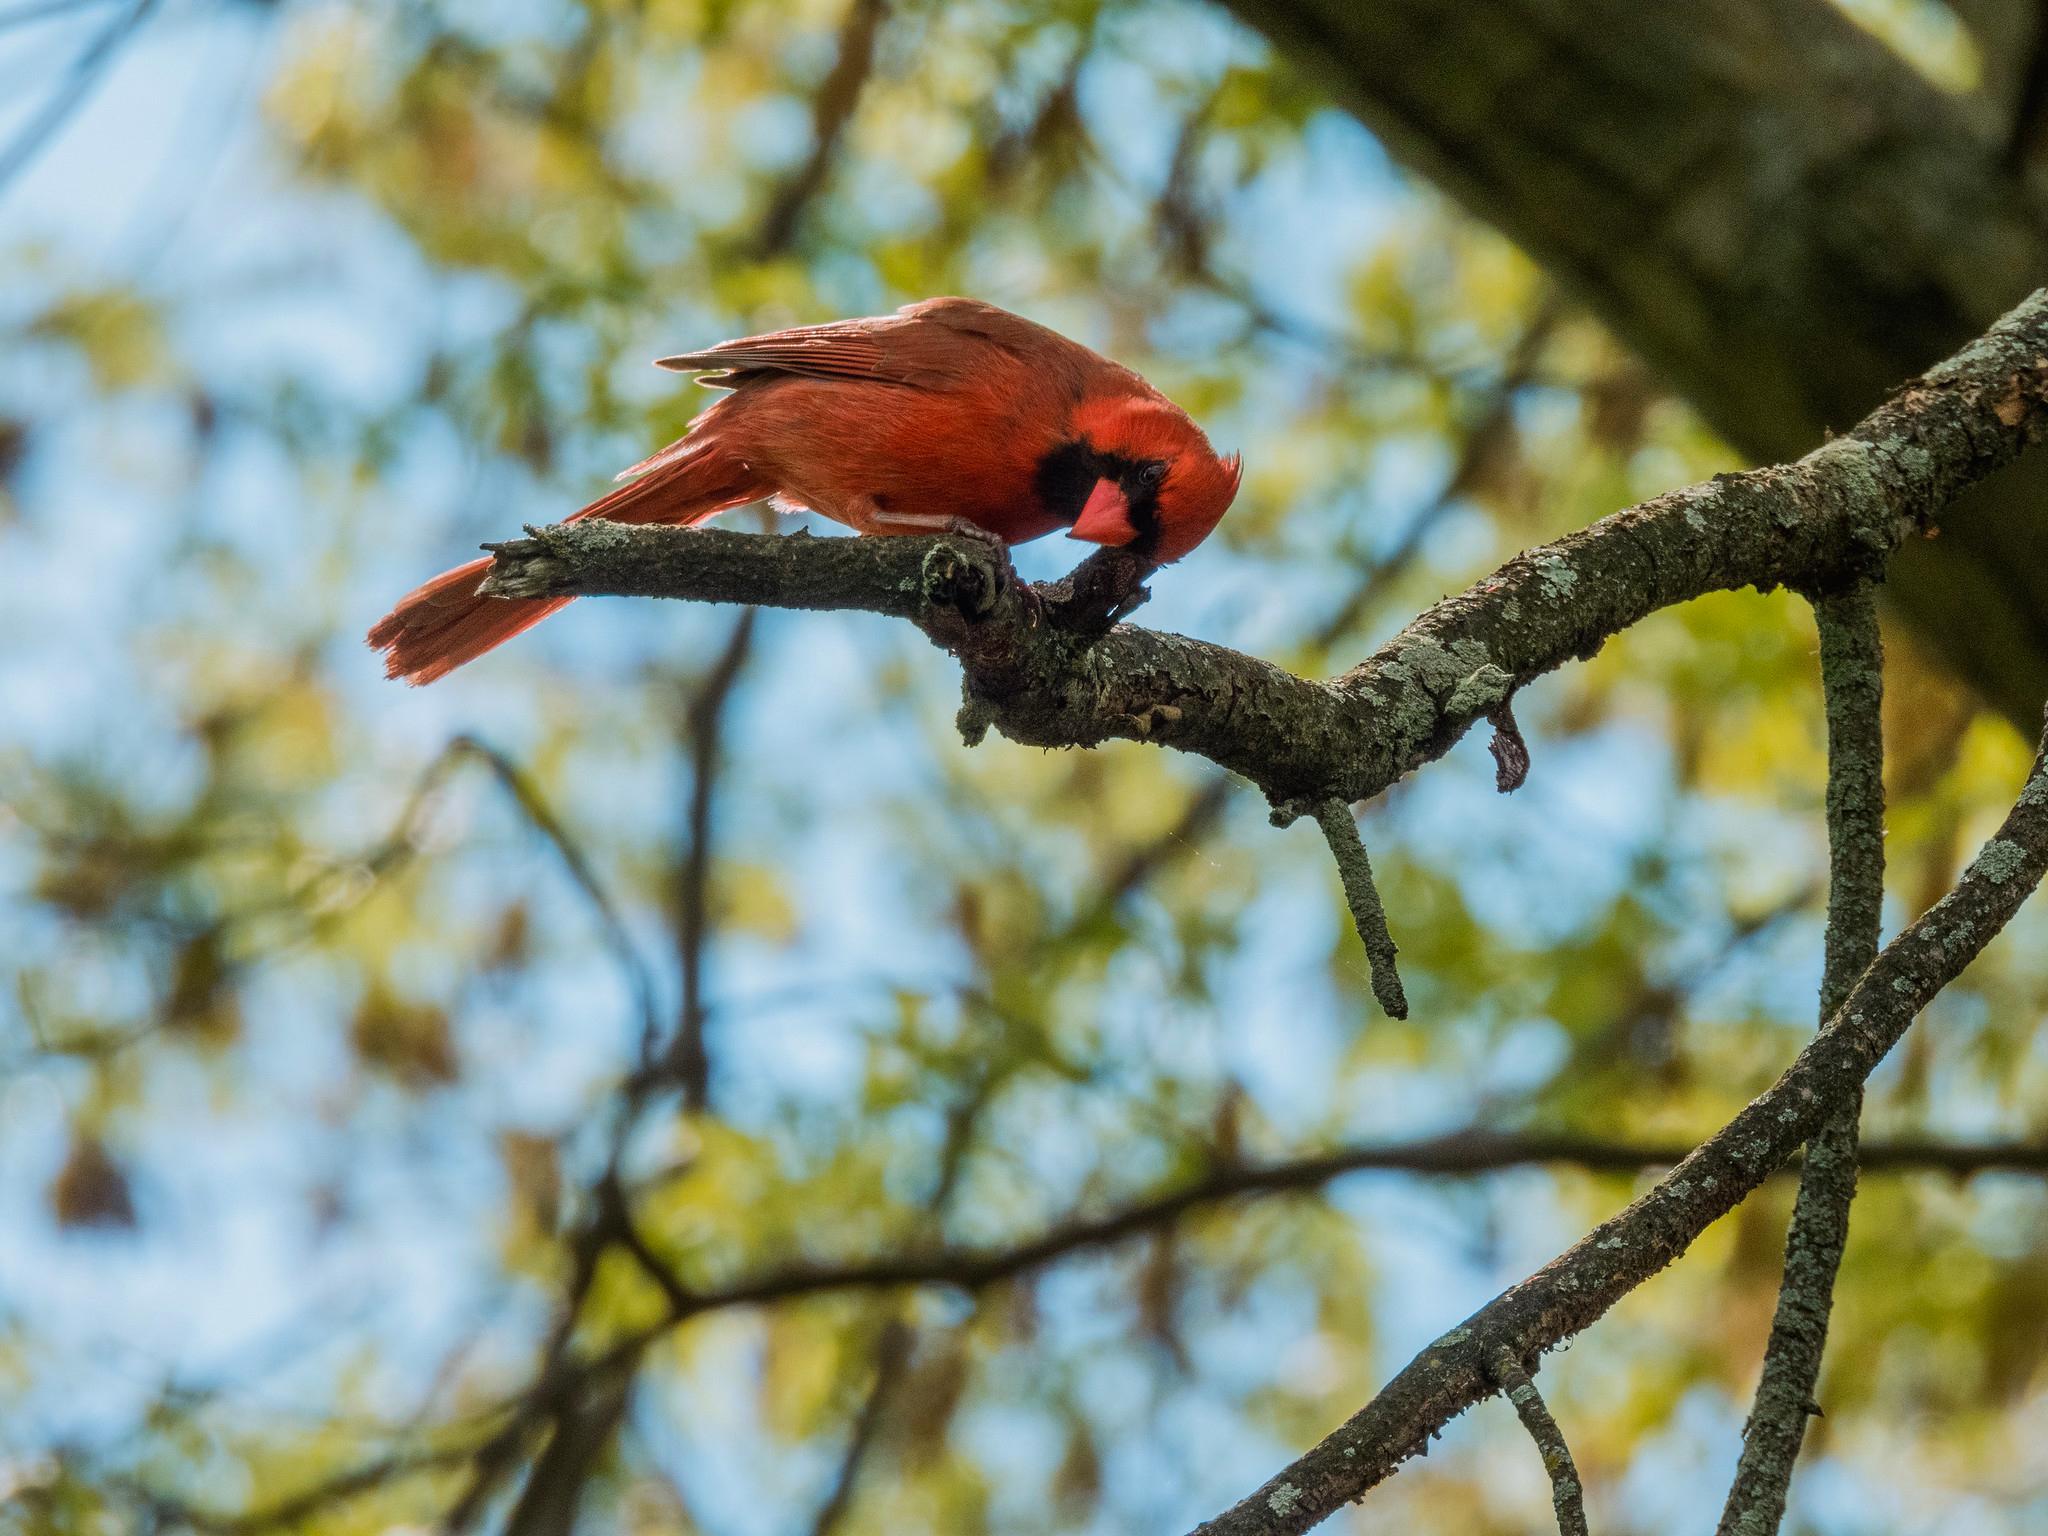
xmin=5 ymin=1 xmax=2048 ymax=1532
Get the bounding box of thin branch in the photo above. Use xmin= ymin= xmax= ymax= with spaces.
xmin=441 ymin=1268 xmax=609 ymax=1534
xmin=499 ymin=1362 xmax=634 ymax=1536
xmin=107 ymin=732 xmax=659 ymax=1061
xmin=0 ymin=0 xmax=122 ymax=29
xmin=431 ymin=794 xmax=676 ymax=1536
xmin=1190 ymin=716 xmax=2048 ymax=1535
xmin=438 ymin=1181 xmax=668 ymax=1535
xmin=1305 ymin=798 xmax=1407 ymax=1018
xmin=1490 ymin=1348 xmax=1589 ymax=1536
xmin=445 ymin=736 xmax=662 ymax=1052
xmin=604 ymin=1121 xmax=2048 ymax=1345
xmin=1717 ymin=581 xmax=1885 ymax=1534
xmin=0 ymin=0 xmax=156 ymax=199
xmin=806 ymin=1318 xmax=914 ymax=1536
xmin=414 ymin=673 xmax=745 ymax=1525
xmin=754 ymin=0 xmax=887 ymax=256
xmin=663 ymin=608 xmax=757 ymax=1107
xmin=480 ymin=290 xmax=2048 ymax=812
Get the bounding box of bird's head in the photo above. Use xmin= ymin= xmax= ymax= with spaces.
xmin=1051 ymin=395 xmax=1242 ymax=564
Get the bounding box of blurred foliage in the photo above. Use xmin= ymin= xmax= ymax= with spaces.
xmin=2 ymin=1 xmax=2046 ymax=1534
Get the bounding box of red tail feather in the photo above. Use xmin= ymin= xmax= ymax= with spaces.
xmin=368 ymin=448 xmax=761 ymax=684
xmin=367 ymin=558 xmax=564 ymax=685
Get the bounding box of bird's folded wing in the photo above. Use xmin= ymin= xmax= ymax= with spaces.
xmin=653 ymin=299 xmax=1059 ymax=391
xmin=655 ymin=329 xmax=889 ymax=385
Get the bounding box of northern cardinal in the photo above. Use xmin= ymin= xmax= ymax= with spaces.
xmin=369 ymin=297 xmax=1242 ymax=683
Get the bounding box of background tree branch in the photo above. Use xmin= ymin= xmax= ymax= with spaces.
xmin=1216 ymin=0 xmax=2048 ymax=728
xmin=140 ymin=1121 xmax=2048 ymax=1535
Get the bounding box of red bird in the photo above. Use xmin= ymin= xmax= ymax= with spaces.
xmin=369 ymin=297 xmax=1242 ymax=683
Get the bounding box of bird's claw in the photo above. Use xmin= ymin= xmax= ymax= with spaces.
xmin=920 ymin=537 xmax=1007 ymax=619
xmin=937 ymin=516 xmax=1008 ymax=550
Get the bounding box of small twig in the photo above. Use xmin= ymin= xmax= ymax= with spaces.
xmin=754 ymin=0 xmax=888 ymax=256
xmin=446 ymin=736 xmax=662 ymax=1052
xmin=499 ymin=1362 xmax=635 ymax=1536
xmin=0 ymin=0 xmax=156 ymax=199
xmin=1717 ymin=581 xmax=1884 ymax=1535
xmin=807 ymin=1318 xmax=914 ymax=1536
xmin=1490 ymin=1348 xmax=1590 ymax=1536
xmin=1034 ymin=544 xmax=1156 ymax=633
xmin=0 ymin=0 xmax=121 ymax=29
xmin=1307 ymin=798 xmax=1408 ymax=1018
xmin=664 ymin=608 xmax=758 ymax=1107
xmin=1486 ymin=697 xmax=1530 ymax=793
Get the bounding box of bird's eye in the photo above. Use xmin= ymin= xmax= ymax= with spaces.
xmin=1139 ymin=462 xmax=1168 ymax=487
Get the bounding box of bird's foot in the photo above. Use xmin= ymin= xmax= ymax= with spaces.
xmin=871 ymin=509 xmax=1009 ymax=549
xmin=920 ymin=534 xmax=1011 ymax=620
xmin=936 ymin=516 xmax=1011 ymax=553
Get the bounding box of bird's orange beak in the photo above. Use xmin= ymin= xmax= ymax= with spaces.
xmin=1069 ymin=477 xmax=1137 ymax=546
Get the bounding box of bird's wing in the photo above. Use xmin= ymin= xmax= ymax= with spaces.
xmin=653 ymin=298 xmax=1097 ymax=391
xmin=654 ymin=324 xmax=892 ymax=385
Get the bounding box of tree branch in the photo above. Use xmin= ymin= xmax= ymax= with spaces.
xmin=148 ymin=1127 xmax=2048 ymax=1534
xmin=664 ymin=608 xmax=757 ymax=1108
xmin=480 ymin=289 xmax=2048 ymax=810
xmin=1304 ymin=798 xmax=1407 ymax=1018
xmin=1490 ymin=1347 xmax=1589 ymax=1536
xmin=0 ymin=0 xmax=156 ymax=199
xmin=608 ymin=1119 xmax=2048 ymax=1338
xmin=443 ymin=736 xmax=662 ymax=1050
xmin=500 ymin=1361 xmax=634 ymax=1536
xmin=806 ymin=1317 xmax=913 ymax=1536
xmin=754 ymin=0 xmax=888 ymax=257
xmin=1717 ymin=581 xmax=1885 ymax=1534
xmin=1188 ymin=715 xmax=2048 ymax=1535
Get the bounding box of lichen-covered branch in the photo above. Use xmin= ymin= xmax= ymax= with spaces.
xmin=1189 ymin=716 xmax=2048 ymax=1536
xmin=481 ymin=289 xmax=2048 ymax=810
xmin=1717 ymin=582 xmax=1886 ymax=1534
xmin=1305 ymin=799 xmax=1407 ymax=1018
xmin=1491 ymin=1348 xmax=1590 ymax=1536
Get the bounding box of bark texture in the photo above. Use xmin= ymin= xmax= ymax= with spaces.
xmin=1218 ymin=0 xmax=2048 ymax=725
xmin=1717 ymin=583 xmax=1885 ymax=1534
